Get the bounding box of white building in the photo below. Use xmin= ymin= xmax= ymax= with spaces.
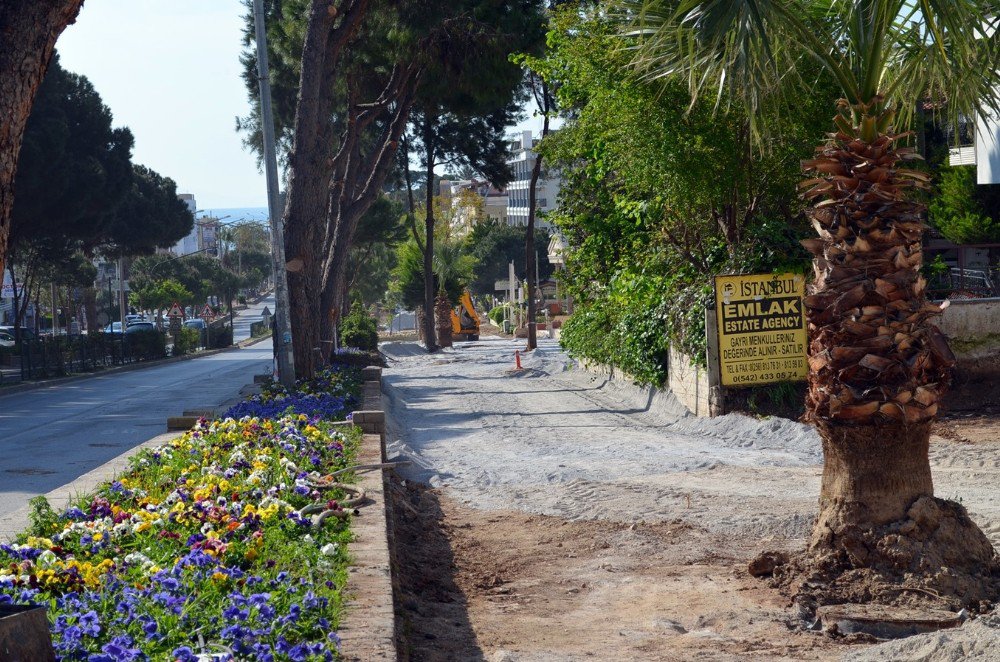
xmin=441 ymin=179 xmax=508 ymax=230
xmin=505 ymin=130 xmax=561 ymax=228
xmin=172 ymin=194 xmax=200 ymax=255
xmin=170 ymin=194 xmax=221 ymax=257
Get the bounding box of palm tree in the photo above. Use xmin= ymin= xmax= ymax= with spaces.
xmin=626 ymin=0 xmax=1000 ymax=590
xmin=432 ymin=241 xmax=476 ymax=348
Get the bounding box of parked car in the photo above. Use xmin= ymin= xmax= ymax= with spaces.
xmin=0 ymin=330 xmax=14 ymax=348
xmin=104 ymin=322 xmax=124 ymax=334
xmin=123 ymin=322 xmax=155 ymax=334
xmin=0 ymin=326 xmax=35 ymax=341
xmin=125 ymin=314 xmax=147 ymax=326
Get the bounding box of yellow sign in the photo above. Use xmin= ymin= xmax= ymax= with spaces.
xmin=714 ymin=273 xmax=808 ymax=387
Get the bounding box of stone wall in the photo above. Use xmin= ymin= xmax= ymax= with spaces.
xmin=667 ymin=347 xmax=710 ymax=417
xmin=936 ymin=298 xmax=1000 ymax=358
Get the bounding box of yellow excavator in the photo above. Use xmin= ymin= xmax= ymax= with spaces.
xmin=451 ymin=291 xmax=480 ymax=341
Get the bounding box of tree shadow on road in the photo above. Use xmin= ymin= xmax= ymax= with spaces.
xmin=389 ymin=473 xmax=485 ymax=662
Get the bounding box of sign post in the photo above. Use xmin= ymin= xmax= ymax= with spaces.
xmin=714 ymin=273 xmax=808 ymax=387
xmin=167 ymin=301 xmax=183 ymax=338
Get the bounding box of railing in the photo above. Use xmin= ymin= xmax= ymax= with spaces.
xmin=927 ymin=267 xmax=1000 ymax=299
xmin=17 ymin=332 xmax=168 ymax=381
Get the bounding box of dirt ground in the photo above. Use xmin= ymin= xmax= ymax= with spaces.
xmin=382 ymin=339 xmax=1000 ymax=661
xmin=391 ymin=476 xmax=865 ymax=661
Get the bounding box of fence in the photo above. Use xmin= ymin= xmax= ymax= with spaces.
xmin=15 ymin=332 xmax=168 ymax=381
xmin=927 ymin=266 xmax=1000 ymax=299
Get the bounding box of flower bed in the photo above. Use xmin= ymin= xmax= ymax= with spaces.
xmin=0 ymin=366 xmax=365 ymax=660
xmin=223 ymin=365 xmax=361 ymax=421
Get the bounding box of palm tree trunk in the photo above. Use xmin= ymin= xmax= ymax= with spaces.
xmin=435 ymin=291 xmax=452 ymax=348
xmin=800 ymin=104 xmax=998 ymax=593
xmin=811 ymin=421 xmax=932 ymax=539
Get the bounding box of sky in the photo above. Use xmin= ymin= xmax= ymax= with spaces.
xmin=56 ymin=2 xmax=552 ymax=210
xmin=58 ymin=1 xmax=269 ymax=209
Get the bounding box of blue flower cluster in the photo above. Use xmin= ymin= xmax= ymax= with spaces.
xmin=223 ymin=392 xmax=355 ymax=421
xmin=25 ymin=543 xmax=341 ymax=660
xmin=223 ymin=364 xmax=361 ymax=421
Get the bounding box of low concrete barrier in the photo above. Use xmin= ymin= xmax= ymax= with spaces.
xmin=339 ymin=365 xmax=397 ymax=661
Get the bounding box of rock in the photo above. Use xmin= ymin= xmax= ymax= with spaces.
xmin=651 ymin=619 xmax=688 ymax=634
xmin=748 ymin=551 xmax=789 ymax=577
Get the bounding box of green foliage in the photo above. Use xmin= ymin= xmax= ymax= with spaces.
xmin=11 ymin=56 xmax=192 ymax=261
xmin=171 ymin=327 xmax=200 ymax=356
xmin=130 ymin=278 xmax=192 ymax=312
xmin=130 ymin=256 xmax=244 ymax=312
xmin=339 ymin=302 xmax=379 ymax=351
xmin=558 ymin=275 xmax=673 ymax=385
xmin=348 ymin=196 xmax=407 ymax=306
xmin=124 ymin=329 xmax=167 ymax=360
xmin=488 ymin=304 xmax=509 ymax=325
xmin=12 ymin=55 xmax=134 ymax=254
xmin=390 ymin=238 xmax=474 ymax=309
xmin=466 ymin=219 xmax=554 ymax=294
xmin=922 ymin=254 xmax=950 ymax=282
xmin=390 ymin=239 xmax=426 ymax=311
xmin=207 ymin=325 xmax=233 ymax=349
xmin=929 ymin=166 xmax=1000 ymax=244
xmin=433 ymin=241 xmax=476 ymax=302
xmin=534 ymin=7 xmax=825 ymax=382
xmin=27 ymin=496 xmax=58 ymax=538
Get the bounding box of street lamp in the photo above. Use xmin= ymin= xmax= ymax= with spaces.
xmin=148 ymin=247 xmax=217 ymax=275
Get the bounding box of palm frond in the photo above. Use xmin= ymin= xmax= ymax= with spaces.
xmin=619 ymin=0 xmax=1000 ymax=136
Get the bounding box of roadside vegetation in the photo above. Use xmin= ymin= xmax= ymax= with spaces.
xmin=526 ymin=7 xmax=830 ymax=381
xmin=0 ymin=366 xmax=363 ymax=659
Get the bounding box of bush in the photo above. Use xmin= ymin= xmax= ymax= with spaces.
xmin=124 ymin=329 xmax=167 ymax=361
xmin=171 ymin=327 xmax=200 ymax=356
xmin=559 ymin=276 xmax=673 ymax=386
xmin=339 ymin=302 xmax=378 ymax=351
xmin=488 ymin=304 xmax=508 ymax=325
xmin=207 ymin=325 xmax=233 ymax=349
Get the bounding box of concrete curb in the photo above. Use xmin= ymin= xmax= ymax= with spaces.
xmin=0 ymin=337 xmax=271 ymax=400
xmin=0 ymin=432 xmax=183 ymax=542
xmin=339 ymin=367 xmax=397 ymax=661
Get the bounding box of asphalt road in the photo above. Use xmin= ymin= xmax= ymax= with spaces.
xmin=0 ymin=345 xmax=272 ymax=521
xmin=234 ymin=292 xmax=276 ymax=343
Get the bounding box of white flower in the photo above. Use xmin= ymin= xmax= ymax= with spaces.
xmin=36 ymin=550 xmax=57 ymax=568
xmin=320 ymin=543 xmax=338 ymax=556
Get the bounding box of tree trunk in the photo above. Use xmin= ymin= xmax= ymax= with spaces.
xmin=435 ymin=291 xmax=452 ymax=348
xmin=83 ymin=287 xmax=97 ymax=333
xmin=524 ymin=79 xmax=550 ymax=351
xmin=421 ymin=118 xmax=438 ymax=352
xmin=317 ymin=68 xmax=418 ymax=363
xmin=280 ymin=0 xmax=371 ymax=379
xmin=795 ymin=103 xmax=999 ymax=603
xmin=0 ymin=0 xmax=83 ymax=279
xmin=811 ymin=421 xmax=932 ymax=542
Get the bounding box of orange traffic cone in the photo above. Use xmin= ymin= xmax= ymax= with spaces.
xmin=515 ymin=350 xmax=522 ymax=370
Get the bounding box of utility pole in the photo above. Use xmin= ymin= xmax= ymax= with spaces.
xmin=50 ymin=282 xmax=57 ymax=336
xmin=253 ymin=0 xmax=295 ymax=387
xmin=117 ymin=257 xmax=126 ymax=328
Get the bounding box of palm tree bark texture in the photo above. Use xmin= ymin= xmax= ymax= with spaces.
xmin=0 ymin=0 xmax=84 ymax=278
xmin=799 ymin=98 xmax=997 ymax=600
